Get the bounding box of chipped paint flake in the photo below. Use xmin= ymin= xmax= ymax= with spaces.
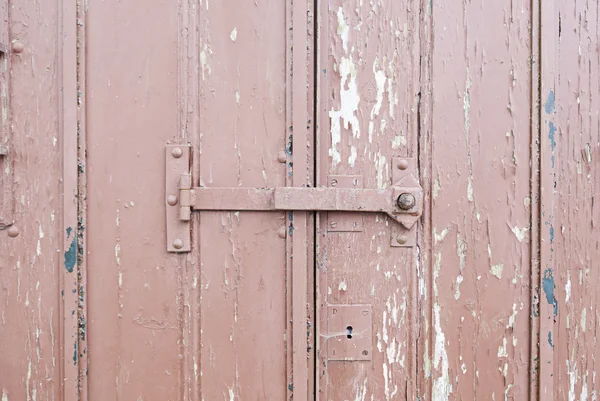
xmin=434 ymin=227 xmax=449 ymax=243
xmin=510 ymin=225 xmax=529 ymax=242
xmin=490 ymin=263 xmax=504 ymax=279
xmin=565 ymin=272 xmax=571 ymax=304
xmin=329 ymin=56 xmax=360 ymax=165
xmin=336 ymin=7 xmax=349 ymax=53
xmin=229 ymin=27 xmax=237 ymax=42
xmin=433 ymin=304 xmax=451 ymax=400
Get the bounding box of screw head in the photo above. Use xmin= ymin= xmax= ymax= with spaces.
xmin=167 ymin=195 xmax=178 ymax=206
xmin=277 ymin=151 xmax=287 ymax=163
xmin=330 ymin=221 xmax=338 ymax=228
xmin=397 ymin=193 xmax=416 ymax=210
xmin=11 ymin=41 xmax=24 ymax=54
xmin=172 ymin=238 xmax=184 ymax=249
xmin=7 ymin=225 xmax=19 ymax=238
xmin=330 ymin=179 xmax=338 ymax=187
xmin=171 ymin=147 xmax=183 ymax=158
xmin=396 ymin=235 xmax=408 ymax=244
xmin=397 ymin=159 xmax=409 ymax=170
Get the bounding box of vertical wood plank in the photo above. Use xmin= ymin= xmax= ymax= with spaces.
xmin=553 ymin=1 xmax=600 ymax=399
xmin=0 ymin=0 xmax=62 ymax=400
xmin=540 ymin=0 xmax=557 ymax=398
xmin=430 ymin=1 xmax=533 ymax=399
xmin=60 ymin=0 xmax=80 ymax=397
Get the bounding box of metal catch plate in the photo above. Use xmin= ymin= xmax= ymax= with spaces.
xmin=166 ymin=145 xmax=191 ymax=252
xmin=391 ymin=156 xmax=418 ymax=247
xmin=327 ymin=175 xmax=364 ymax=232
xmin=327 ymin=304 xmax=372 ymax=361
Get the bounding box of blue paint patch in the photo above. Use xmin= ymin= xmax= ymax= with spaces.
xmin=323 ymin=69 xmax=327 ymax=75
xmin=64 ymin=234 xmax=77 ymax=273
xmin=549 ymin=122 xmax=557 ymax=151
xmin=550 ymin=226 xmax=555 ymax=244
xmin=548 ymin=331 xmax=553 ymax=348
xmin=73 ymin=339 xmax=78 ymax=364
xmin=542 ymin=268 xmax=558 ymax=316
xmin=545 ymin=90 xmax=555 ymax=114
xmin=66 ymin=226 xmax=73 ymax=238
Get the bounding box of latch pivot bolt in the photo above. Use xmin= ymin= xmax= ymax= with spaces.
xmin=397 ymin=193 xmax=415 ymax=210
xmin=397 ymin=159 xmax=409 ymax=170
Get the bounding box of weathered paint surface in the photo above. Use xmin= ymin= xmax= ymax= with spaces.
xmin=423 ymin=1 xmax=534 ymax=400
xmin=0 ymin=0 xmax=67 ymax=399
xmin=317 ymin=1 xmax=419 ymax=400
xmin=553 ymin=1 xmax=600 ymax=399
xmin=1 ymin=0 xmax=599 ymax=400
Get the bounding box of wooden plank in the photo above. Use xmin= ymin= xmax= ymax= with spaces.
xmin=539 ymin=0 xmax=557 ymax=398
xmin=553 ymin=1 xmax=600 ymax=399
xmin=0 ymin=0 xmax=63 ymax=400
xmin=316 ymin=0 xmax=420 ymax=399
xmin=85 ymin=0 xmax=183 ymax=398
xmin=429 ymin=1 xmax=533 ymax=399
xmin=195 ymin=1 xmax=290 ymax=400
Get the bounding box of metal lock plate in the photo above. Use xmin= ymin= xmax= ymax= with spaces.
xmin=327 ymin=175 xmax=364 ymax=232
xmin=326 ymin=304 xmax=372 ymax=361
xmin=391 ymin=156 xmax=418 ymax=247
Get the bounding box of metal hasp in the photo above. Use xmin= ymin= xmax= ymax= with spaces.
xmin=165 ymin=145 xmax=422 ymax=252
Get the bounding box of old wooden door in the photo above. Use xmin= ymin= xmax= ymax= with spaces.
xmin=2 ymin=0 xmax=599 ymax=400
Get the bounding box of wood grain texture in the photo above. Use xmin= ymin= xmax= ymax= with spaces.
xmin=427 ymin=1 xmax=533 ymax=399
xmin=85 ymin=0 xmax=183 ymax=399
xmin=317 ymin=1 xmax=420 ymax=400
xmin=554 ymin=1 xmax=600 ymax=399
xmin=0 ymin=0 xmax=62 ymax=399
xmin=195 ymin=1 xmax=294 ymax=400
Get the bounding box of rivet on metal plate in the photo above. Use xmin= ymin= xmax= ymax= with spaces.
xmin=7 ymin=226 xmax=19 ymax=238
xmin=167 ymin=195 xmax=178 ymax=206
xmin=172 ymin=239 xmax=184 ymax=249
xmin=11 ymin=41 xmax=24 ymax=54
xmin=171 ymin=147 xmax=183 ymax=158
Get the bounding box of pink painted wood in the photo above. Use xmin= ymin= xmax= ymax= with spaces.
xmin=1 ymin=0 xmax=599 ymax=400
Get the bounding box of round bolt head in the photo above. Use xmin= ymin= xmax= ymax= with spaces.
xmin=397 ymin=193 xmax=416 ymax=210
xmin=11 ymin=41 xmax=24 ymax=54
xmin=278 ymin=227 xmax=287 ymax=239
xmin=172 ymin=238 xmax=184 ymax=249
xmin=397 ymin=159 xmax=409 ymax=170
xmin=167 ymin=195 xmax=178 ymax=206
xmin=396 ymin=235 xmax=408 ymax=244
xmin=171 ymin=147 xmax=183 ymax=158
xmin=277 ymin=151 xmax=287 ymax=163
xmin=7 ymin=225 xmax=19 ymax=238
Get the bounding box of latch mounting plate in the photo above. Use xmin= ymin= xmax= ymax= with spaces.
xmin=326 ymin=304 xmax=372 ymax=361
xmin=166 ymin=144 xmax=191 ymax=252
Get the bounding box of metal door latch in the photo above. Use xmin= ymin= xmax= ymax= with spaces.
xmin=165 ymin=145 xmax=422 ymax=252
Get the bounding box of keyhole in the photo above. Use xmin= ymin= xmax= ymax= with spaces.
xmin=346 ymin=326 xmax=353 ymax=339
